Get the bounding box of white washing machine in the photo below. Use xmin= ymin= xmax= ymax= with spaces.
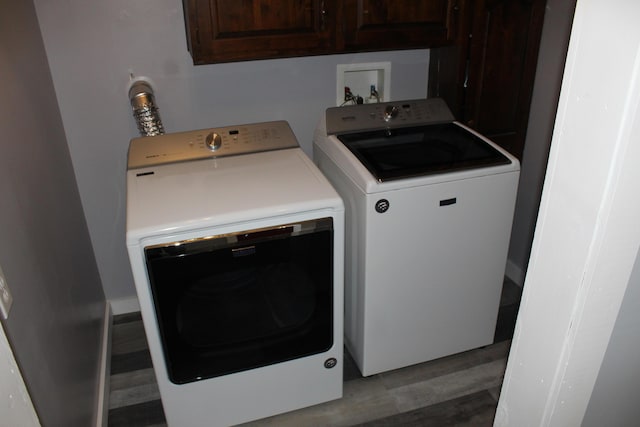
xmin=126 ymin=121 xmax=344 ymax=426
xmin=313 ymin=98 xmax=520 ymax=376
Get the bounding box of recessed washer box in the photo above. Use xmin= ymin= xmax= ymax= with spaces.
xmin=336 ymin=62 xmax=391 ymax=106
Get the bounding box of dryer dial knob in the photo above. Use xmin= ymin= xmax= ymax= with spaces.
xmin=206 ymin=132 xmax=222 ymax=151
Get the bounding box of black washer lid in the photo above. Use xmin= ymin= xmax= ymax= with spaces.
xmin=337 ymin=122 xmax=512 ymax=182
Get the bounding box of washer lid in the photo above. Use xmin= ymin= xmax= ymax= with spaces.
xmin=337 ymin=122 xmax=512 ymax=182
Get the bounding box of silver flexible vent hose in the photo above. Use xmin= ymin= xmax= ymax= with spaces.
xmin=129 ymin=80 xmax=165 ymax=137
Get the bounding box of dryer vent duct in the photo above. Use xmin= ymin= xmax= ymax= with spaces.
xmin=129 ymin=79 xmax=165 ymax=137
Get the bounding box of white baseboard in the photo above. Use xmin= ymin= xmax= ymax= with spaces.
xmin=95 ymin=302 xmax=112 ymax=427
xmin=108 ymin=296 xmax=140 ymax=315
xmin=505 ymin=259 xmax=526 ymax=288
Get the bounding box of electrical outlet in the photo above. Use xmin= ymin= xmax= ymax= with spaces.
xmin=0 ymin=265 xmax=13 ymax=319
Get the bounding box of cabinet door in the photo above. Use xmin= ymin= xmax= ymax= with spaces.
xmin=429 ymin=0 xmax=546 ymax=159
xmin=343 ymin=0 xmax=458 ymax=50
xmin=183 ymin=0 xmax=338 ymax=64
xmin=463 ymin=0 xmax=546 ymax=158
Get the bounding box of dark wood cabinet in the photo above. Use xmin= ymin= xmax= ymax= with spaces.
xmin=429 ymin=0 xmax=546 ymax=159
xmin=183 ymin=0 xmax=338 ymax=64
xmin=182 ymin=0 xmax=459 ymax=64
xmin=342 ymin=0 xmax=458 ymax=50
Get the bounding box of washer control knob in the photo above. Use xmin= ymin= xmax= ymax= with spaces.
xmin=205 ymin=132 xmax=222 ymax=151
xmin=383 ymin=105 xmax=399 ymax=122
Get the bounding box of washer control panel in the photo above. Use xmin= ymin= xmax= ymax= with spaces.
xmin=128 ymin=120 xmax=298 ymax=169
xmin=325 ymin=97 xmax=455 ymax=135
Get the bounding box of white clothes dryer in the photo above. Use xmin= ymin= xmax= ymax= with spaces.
xmin=126 ymin=121 xmax=344 ymax=426
xmin=313 ymin=98 xmax=520 ymax=376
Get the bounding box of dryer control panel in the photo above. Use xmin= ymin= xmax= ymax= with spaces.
xmin=128 ymin=120 xmax=298 ymax=169
xmin=325 ymin=97 xmax=455 ymax=135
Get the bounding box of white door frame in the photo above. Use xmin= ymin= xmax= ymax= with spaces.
xmin=495 ymin=0 xmax=640 ymax=425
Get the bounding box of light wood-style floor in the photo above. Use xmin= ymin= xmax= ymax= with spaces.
xmin=107 ymin=279 xmax=520 ymax=426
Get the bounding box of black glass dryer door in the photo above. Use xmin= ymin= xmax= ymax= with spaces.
xmin=144 ymin=218 xmax=334 ymax=384
xmin=338 ymin=122 xmax=511 ymax=182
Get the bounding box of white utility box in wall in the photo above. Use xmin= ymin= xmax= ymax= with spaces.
xmin=336 ymin=62 xmax=391 ymax=106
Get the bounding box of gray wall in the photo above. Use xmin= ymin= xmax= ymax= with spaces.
xmin=0 ymin=0 xmax=106 ymax=425
xmin=33 ymin=0 xmax=432 ymax=303
xmin=583 ymin=248 xmax=640 ymax=425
